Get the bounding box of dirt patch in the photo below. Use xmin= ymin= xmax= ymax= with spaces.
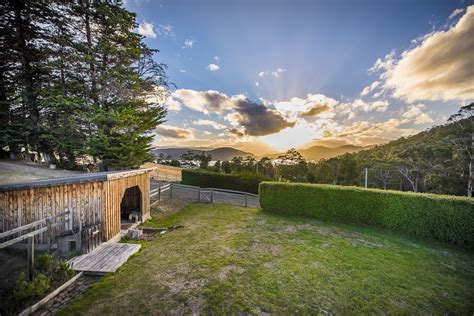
xmin=151 ymin=199 xmax=190 ymax=218
xmin=217 ymin=265 xmax=245 ymax=281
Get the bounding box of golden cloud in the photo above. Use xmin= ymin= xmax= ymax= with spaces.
xmin=384 ymin=6 xmax=474 ymax=102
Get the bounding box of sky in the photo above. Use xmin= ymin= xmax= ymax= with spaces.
xmin=126 ymin=0 xmax=474 ymax=155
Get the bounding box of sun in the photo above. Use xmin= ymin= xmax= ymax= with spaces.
xmin=260 ymin=121 xmax=316 ymax=150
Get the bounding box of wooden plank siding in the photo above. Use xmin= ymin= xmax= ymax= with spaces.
xmin=0 ymin=169 xmax=153 ymax=243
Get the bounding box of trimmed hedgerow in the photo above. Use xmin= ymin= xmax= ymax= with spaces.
xmin=259 ymin=182 xmax=474 ymax=248
xmin=181 ymin=169 xmax=269 ymax=194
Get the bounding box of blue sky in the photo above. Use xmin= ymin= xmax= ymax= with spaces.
xmin=126 ymin=0 xmax=474 ymax=154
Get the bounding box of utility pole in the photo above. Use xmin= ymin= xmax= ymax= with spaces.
xmin=364 ymin=167 xmax=368 ymax=188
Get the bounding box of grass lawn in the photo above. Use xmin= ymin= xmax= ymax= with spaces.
xmin=61 ymin=203 xmax=474 ymax=315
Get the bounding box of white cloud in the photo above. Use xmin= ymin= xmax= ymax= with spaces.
xmin=375 ymin=6 xmax=474 ymax=102
xmin=369 ymin=50 xmax=396 ymax=74
xmin=179 ymin=69 xmax=186 ymax=73
xmin=155 ymin=125 xmax=193 ymax=139
xmin=194 ymin=119 xmax=226 ymax=130
xmin=351 ymin=99 xmax=389 ymax=112
xmin=271 ymin=68 xmax=286 ymax=77
xmin=156 ymin=24 xmax=174 ymax=37
xmin=402 ymin=103 xmax=434 ymax=125
xmin=449 ymin=8 xmax=465 ymax=20
xmin=270 ymin=94 xmax=339 ymax=119
xmin=214 ymin=56 xmax=221 ymax=62
xmin=258 ymin=68 xmax=286 ymax=78
xmin=255 ymin=81 xmax=260 ymax=87
xmin=183 ymin=38 xmax=194 ymax=49
xmin=163 ymin=88 xmax=432 ymax=149
xmin=207 ymin=64 xmax=220 ymax=72
xmin=137 ymin=22 xmax=156 ymax=38
xmin=360 ymin=81 xmax=380 ymax=96
xmin=169 ymin=89 xmax=236 ymax=114
xmin=165 ymin=98 xmax=182 ymax=111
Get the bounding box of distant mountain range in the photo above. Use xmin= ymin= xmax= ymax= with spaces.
xmin=152 ymin=147 xmax=254 ymax=161
xmin=153 ymin=145 xmax=367 ymax=161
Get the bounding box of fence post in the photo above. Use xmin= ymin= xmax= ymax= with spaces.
xmin=46 ymin=218 xmax=52 ymax=254
xmin=245 ymin=194 xmax=248 ymax=207
xmin=27 ymin=235 xmax=35 ymax=281
xmin=170 ymin=184 xmax=173 ymax=199
xmin=210 ymin=189 xmax=213 ymax=203
xmin=364 ymin=167 xmax=368 ymax=188
xmin=68 ymin=208 xmax=73 ymax=232
xmin=78 ymin=219 xmax=82 ymax=254
xmin=198 ymin=187 xmax=201 ymax=202
xmin=158 ymin=187 xmax=161 ymax=201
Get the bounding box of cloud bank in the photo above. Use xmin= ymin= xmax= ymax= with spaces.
xmin=375 ymin=6 xmax=474 ymax=102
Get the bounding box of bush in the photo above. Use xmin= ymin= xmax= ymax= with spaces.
xmin=259 ymin=182 xmax=474 ymax=248
xmin=182 ymin=169 xmax=270 ymax=194
xmin=13 ymin=273 xmax=50 ymax=302
xmin=55 ymin=260 xmax=75 ymax=281
xmin=35 ymin=253 xmax=53 ymax=273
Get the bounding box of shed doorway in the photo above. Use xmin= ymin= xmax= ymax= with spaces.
xmin=121 ymin=186 xmax=142 ymax=224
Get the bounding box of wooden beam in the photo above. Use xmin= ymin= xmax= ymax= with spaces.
xmin=28 ymin=235 xmax=34 ymax=281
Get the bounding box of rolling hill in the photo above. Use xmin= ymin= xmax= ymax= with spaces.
xmin=153 ymin=147 xmax=254 ymax=161
xmin=262 ymin=145 xmax=367 ymax=161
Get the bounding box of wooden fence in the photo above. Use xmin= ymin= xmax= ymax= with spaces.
xmin=150 ymin=183 xmax=259 ymax=208
xmin=0 ymin=209 xmax=72 ymax=280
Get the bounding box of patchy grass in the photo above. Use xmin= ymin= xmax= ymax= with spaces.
xmin=60 ymin=204 xmax=474 ymax=315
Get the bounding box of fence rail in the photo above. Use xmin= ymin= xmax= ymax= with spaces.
xmin=150 ymin=183 xmax=259 ymax=208
xmin=0 ymin=209 xmax=73 ymax=280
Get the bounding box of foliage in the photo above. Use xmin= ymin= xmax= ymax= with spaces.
xmin=0 ymin=1 xmax=170 ymax=169
xmin=181 ymin=169 xmax=270 ymax=194
xmin=55 ymin=260 xmax=75 ymax=281
xmin=179 ymin=150 xmax=212 ymax=169
xmin=308 ymin=116 xmax=472 ymax=196
xmin=35 ymin=253 xmax=53 ymax=274
xmin=0 ymin=253 xmax=75 ymax=315
xmin=13 ymin=273 xmax=50 ymax=302
xmin=60 ymin=204 xmax=474 ymax=315
xmin=259 ymin=182 xmax=474 ymax=248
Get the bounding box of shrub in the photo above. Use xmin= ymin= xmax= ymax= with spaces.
xmin=13 ymin=273 xmax=50 ymax=302
xmin=259 ymin=182 xmax=474 ymax=248
xmin=35 ymin=253 xmax=53 ymax=273
xmin=182 ymin=169 xmax=269 ymax=194
xmin=55 ymin=260 xmax=75 ymax=281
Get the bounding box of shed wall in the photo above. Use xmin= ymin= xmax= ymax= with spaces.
xmin=102 ymin=172 xmax=150 ymax=240
xmin=0 ymin=170 xmax=151 ymax=242
xmin=0 ymin=181 xmax=105 ymax=241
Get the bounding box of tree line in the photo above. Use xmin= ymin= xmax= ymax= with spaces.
xmin=0 ymin=0 xmax=170 ymax=170
xmin=191 ymin=106 xmax=473 ymax=197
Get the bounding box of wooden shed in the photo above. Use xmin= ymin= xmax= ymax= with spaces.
xmin=0 ymin=169 xmax=154 ymax=244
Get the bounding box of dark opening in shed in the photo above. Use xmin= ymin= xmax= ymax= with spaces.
xmin=121 ymin=186 xmax=142 ymax=222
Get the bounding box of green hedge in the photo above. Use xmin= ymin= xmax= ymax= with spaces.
xmin=181 ymin=169 xmax=270 ymax=194
xmin=259 ymin=182 xmax=474 ymax=248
